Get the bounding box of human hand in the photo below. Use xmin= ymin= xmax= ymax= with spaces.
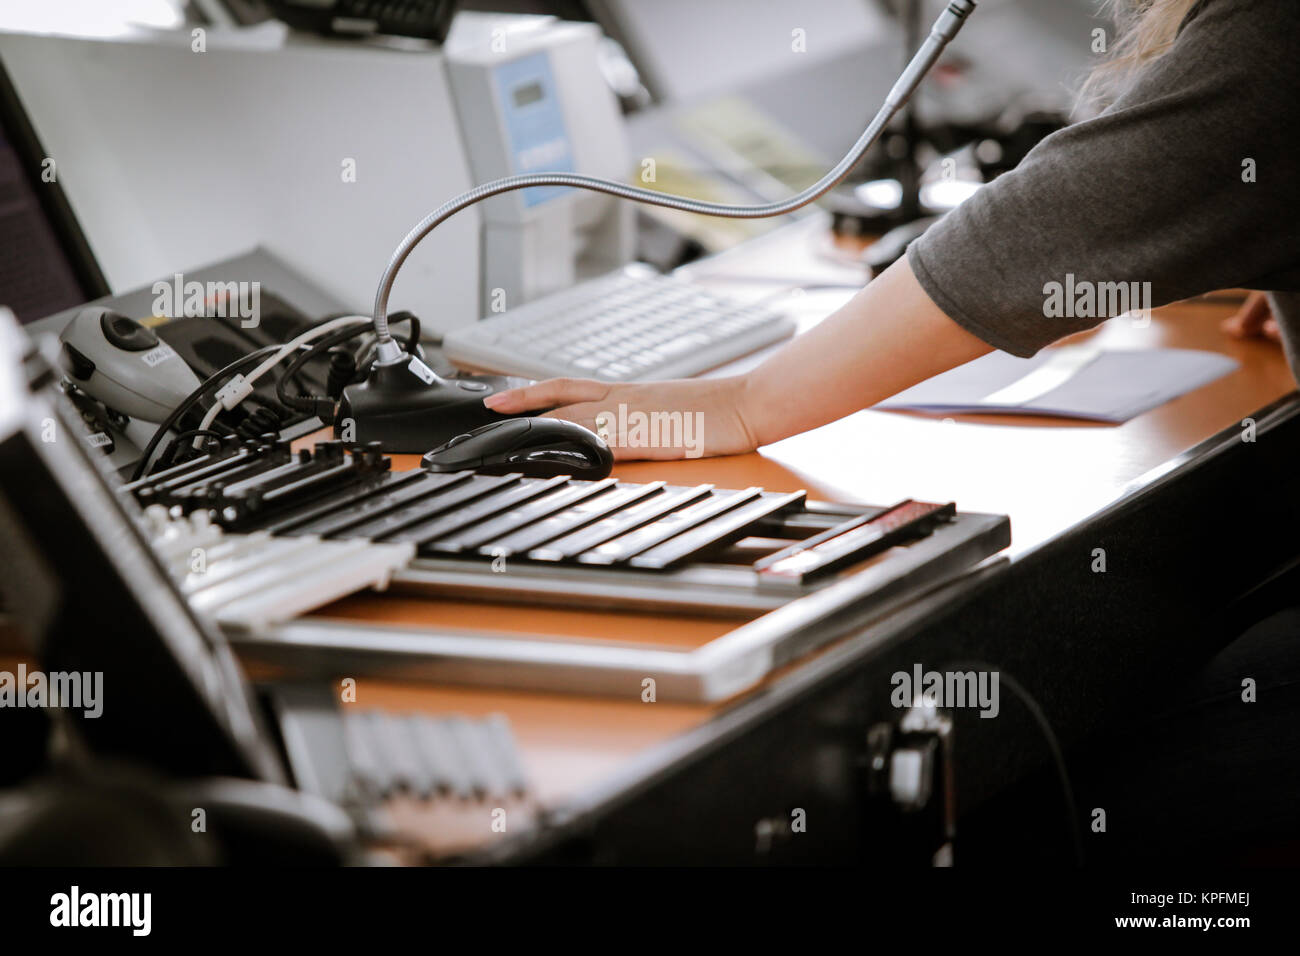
xmin=1222 ymin=291 xmax=1281 ymax=344
xmin=483 ymin=375 xmax=757 ymax=460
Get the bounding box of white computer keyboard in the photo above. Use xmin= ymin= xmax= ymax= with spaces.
xmin=442 ymin=270 xmax=796 ymax=382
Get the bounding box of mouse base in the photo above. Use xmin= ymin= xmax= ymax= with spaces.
xmin=337 ymin=361 xmax=532 ymax=453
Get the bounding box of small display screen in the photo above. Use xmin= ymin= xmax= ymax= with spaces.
xmin=512 ymin=82 xmax=544 ymax=108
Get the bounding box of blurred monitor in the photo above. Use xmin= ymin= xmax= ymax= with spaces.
xmin=588 ymin=0 xmax=1107 ymax=122
xmin=588 ymin=0 xmax=891 ymax=105
xmin=0 ymin=56 xmax=108 ymax=324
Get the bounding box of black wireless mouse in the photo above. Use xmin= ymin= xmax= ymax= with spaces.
xmin=421 ymin=418 xmax=614 ymax=480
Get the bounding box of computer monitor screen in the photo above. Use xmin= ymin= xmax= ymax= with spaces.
xmin=0 ymin=56 xmax=107 ymax=324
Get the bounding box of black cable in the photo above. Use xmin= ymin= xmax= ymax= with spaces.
xmin=326 ymin=350 xmax=357 ymax=399
xmin=131 ymin=344 xmax=284 ymax=481
xmin=234 ymin=407 xmax=283 ymax=442
xmin=132 ymin=313 xmax=387 ymax=481
xmin=942 ymin=659 xmax=1085 ymax=867
xmin=158 ymin=428 xmax=228 ymax=468
xmin=275 ymin=314 xmax=419 ymax=417
xmin=275 ymin=323 xmax=374 ymax=418
xmin=132 ymin=314 xmax=419 ymax=480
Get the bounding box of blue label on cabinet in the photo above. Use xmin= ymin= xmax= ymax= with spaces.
xmin=492 ymin=51 xmax=574 ymax=208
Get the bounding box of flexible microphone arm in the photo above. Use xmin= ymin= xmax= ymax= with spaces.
xmin=370 ymin=0 xmax=977 ymax=365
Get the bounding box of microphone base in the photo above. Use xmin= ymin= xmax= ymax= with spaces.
xmin=337 ymin=359 xmax=532 ymax=453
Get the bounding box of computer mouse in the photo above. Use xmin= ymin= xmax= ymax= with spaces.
xmin=60 ymin=306 xmax=201 ymax=423
xmin=421 ymin=418 xmax=614 ymax=480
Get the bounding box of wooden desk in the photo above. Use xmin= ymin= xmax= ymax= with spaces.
xmin=309 ymin=222 xmax=1297 ymax=848
xmin=2 ymin=219 xmax=1291 ymax=862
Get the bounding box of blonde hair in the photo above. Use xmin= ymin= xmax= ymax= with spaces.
xmin=1080 ymin=0 xmax=1200 ymax=109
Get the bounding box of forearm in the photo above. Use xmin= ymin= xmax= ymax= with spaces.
xmin=484 ymin=256 xmax=994 ymax=460
xmin=738 ymin=255 xmax=992 ymax=445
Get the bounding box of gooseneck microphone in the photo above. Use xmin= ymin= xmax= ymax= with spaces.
xmin=368 ymin=0 xmax=978 ymax=366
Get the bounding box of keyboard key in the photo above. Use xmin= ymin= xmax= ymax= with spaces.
xmin=443 ymin=272 xmax=795 ymax=383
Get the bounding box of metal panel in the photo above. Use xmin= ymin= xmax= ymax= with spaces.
xmin=227 ymin=512 xmax=1010 ymax=702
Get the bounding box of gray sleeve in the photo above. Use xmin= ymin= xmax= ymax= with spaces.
xmin=907 ymin=0 xmax=1300 ymax=357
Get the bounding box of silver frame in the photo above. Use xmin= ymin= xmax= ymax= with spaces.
xmin=224 ymin=511 xmax=1009 ymax=702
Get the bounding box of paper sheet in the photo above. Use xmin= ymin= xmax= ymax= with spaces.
xmin=876 ymin=347 xmax=1239 ymax=423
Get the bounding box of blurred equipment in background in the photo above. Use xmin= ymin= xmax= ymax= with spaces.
xmin=0 ymin=764 xmax=222 ymax=866
xmin=590 ymin=0 xmax=892 ymax=108
xmin=0 ymin=57 xmax=109 ymax=325
xmin=263 ymin=0 xmax=458 ymax=41
xmin=191 ymin=0 xmax=274 ymax=26
xmin=0 ymin=11 xmax=636 ymax=337
xmin=597 ymin=0 xmax=1095 ymax=262
xmin=865 ymin=699 xmax=958 ymax=866
xmin=824 ymin=0 xmax=963 ymax=234
xmin=0 ymin=27 xmax=483 ymax=337
xmin=824 ymin=0 xmax=1074 ymax=240
xmin=443 ymin=12 xmax=635 ymax=311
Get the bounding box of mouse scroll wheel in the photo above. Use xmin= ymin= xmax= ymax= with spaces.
xmin=445 ymin=433 xmax=473 ymax=448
